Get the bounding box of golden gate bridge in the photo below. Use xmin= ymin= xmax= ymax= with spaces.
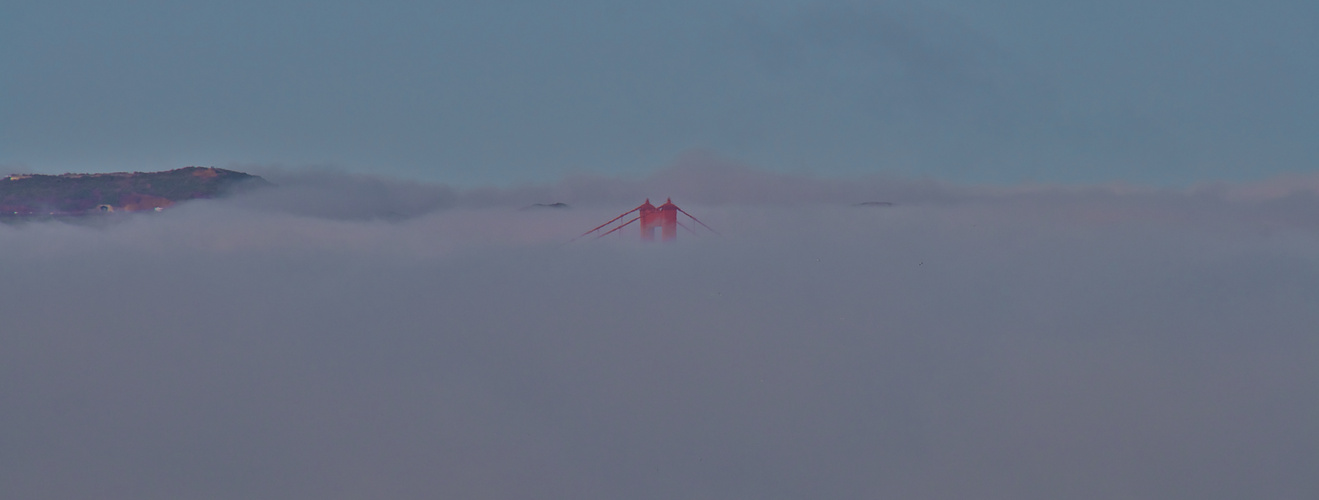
xmin=575 ymin=198 xmax=718 ymax=242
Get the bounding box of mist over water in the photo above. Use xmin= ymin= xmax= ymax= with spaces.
xmin=3 ymin=165 xmax=1318 ymax=499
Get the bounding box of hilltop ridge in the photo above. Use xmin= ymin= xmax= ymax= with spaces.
xmin=1 ymin=166 xmax=269 ymax=216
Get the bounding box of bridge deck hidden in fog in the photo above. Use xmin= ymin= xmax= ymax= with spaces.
xmin=577 ymin=198 xmax=718 ymax=242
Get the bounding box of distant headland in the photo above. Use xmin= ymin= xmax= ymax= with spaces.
xmin=1 ymin=166 xmax=269 ymax=216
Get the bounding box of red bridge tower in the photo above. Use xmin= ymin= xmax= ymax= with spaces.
xmin=577 ymin=198 xmax=717 ymax=242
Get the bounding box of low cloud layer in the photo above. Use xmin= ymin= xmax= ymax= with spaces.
xmin=3 ymin=164 xmax=1318 ymax=499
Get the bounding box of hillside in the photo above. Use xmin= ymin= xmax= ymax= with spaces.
xmin=1 ymin=167 xmax=268 ymax=216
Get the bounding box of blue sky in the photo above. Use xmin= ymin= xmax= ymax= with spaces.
xmin=3 ymin=0 xmax=1316 ymax=186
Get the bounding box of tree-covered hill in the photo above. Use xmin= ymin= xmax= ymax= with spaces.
xmin=1 ymin=167 xmax=269 ymax=215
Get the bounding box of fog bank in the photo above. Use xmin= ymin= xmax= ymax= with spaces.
xmin=3 ymin=167 xmax=1318 ymax=499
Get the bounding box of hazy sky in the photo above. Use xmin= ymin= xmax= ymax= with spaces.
xmin=4 ymin=0 xmax=1317 ymax=185
xmin=3 ymin=167 xmax=1319 ymax=498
